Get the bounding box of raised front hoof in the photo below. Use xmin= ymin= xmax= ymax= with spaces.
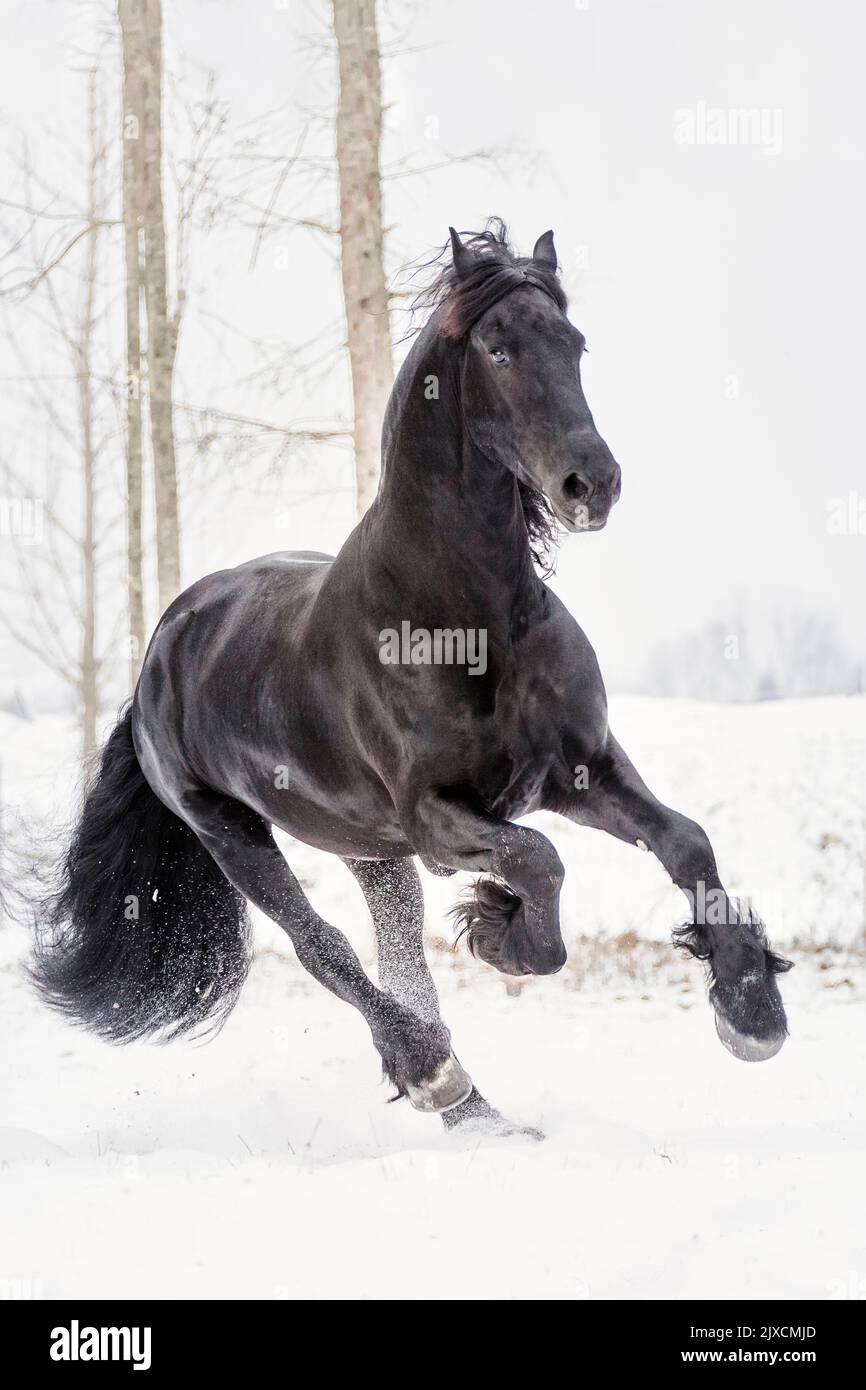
xmin=441 ymin=1086 xmax=544 ymax=1140
xmin=405 ymin=1053 xmax=473 ymax=1114
xmin=452 ymin=877 xmax=566 ymax=978
xmin=714 ymin=1010 xmax=786 ymax=1063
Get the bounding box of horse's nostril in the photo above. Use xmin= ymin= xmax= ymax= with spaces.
xmin=562 ymin=471 xmax=592 ymax=503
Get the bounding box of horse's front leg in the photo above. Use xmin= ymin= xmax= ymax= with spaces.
xmin=556 ymin=734 xmax=792 ymax=1061
xmin=401 ymin=788 xmax=567 ymax=977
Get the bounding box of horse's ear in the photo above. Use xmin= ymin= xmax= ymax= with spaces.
xmin=448 ymin=226 xmax=474 ymax=279
xmin=532 ymin=229 xmax=557 ymax=271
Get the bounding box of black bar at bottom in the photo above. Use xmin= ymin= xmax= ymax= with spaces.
xmin=0 ymin=1298 xmax=857 ymax=1374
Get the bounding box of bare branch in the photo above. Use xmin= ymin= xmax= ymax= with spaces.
xmin=0 ymin=219 xmax=120 ymax=299
xmin=174 ymin=399 xmax=351 ymax=442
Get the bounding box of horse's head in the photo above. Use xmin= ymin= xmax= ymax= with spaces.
xmin=444 ymin=224 xmax=621 ymax=534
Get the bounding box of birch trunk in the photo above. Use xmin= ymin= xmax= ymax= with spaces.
xmin=119 ymin=0 xmax=146 ymax=687
xmin=140 ymin=0 xmax=181 ymax=611
xmin=332 ymin=0 xmax=393 ymax=518
xmin=78 ymin=73 xmax=100 ymax=755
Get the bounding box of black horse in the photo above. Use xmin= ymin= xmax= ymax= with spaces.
xmin=34 ymin=222 xmax=791 ymax=1134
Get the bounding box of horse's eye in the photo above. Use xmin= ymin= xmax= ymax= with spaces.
xmin=489 ymin=347 xmax=508 ymax=364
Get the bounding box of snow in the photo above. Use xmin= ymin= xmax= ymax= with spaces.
xmin=1 ymin=696 xmax=864 ymax=1299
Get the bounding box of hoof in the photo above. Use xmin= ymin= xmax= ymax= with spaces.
xmin=715 ymin=1010 xmax=786 ymax=1062
xmin=405 ymin=1054 xmax=473 ymax=1114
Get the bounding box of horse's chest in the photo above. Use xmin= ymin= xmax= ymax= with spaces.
xmin=482 ymin=654 xmax=606 ymax=815
xmin=489 ymin=764 xmax=550 ymax=820
xmin=480 ymin=697 xmax=563 ymax=818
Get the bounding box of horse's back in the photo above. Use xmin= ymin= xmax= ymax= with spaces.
xmin=158 ymin=549 xmax=333 ymax=625
xmin=257 ymin=549 xmax=335 ymax=566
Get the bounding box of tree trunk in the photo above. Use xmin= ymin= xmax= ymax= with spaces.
xmin=78 ymin=72 xmax=100 ymax=756
xmin=139 ymin=0 xmax=181 ymax=612
xmin=332 ymin=0 xmax=393 ymax=518
xmin=119 ymin=0 xmax=146 ymax=688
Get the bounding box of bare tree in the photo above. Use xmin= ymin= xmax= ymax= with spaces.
xmin=136 ymin=0 xmax=181 ymax=612
xmin=119 ymin=0 xmax=146 ymax=685
xmin=0 ymin=68 xmax=122 ymax=753
xmin=332 ymin=0 xmax=393 ymax=517
xmin=78 ymin=69 xmax=103 ymax=749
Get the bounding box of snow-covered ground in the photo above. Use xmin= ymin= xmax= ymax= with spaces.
xmin=1 ymin=696 xmax=864 ymax=1299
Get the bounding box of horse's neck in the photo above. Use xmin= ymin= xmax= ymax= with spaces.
xmin=366 ymin=336 xmax=544 ymax=624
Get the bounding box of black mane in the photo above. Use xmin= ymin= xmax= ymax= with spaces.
xmin=408 ymin=219 xmax=567 ymax=572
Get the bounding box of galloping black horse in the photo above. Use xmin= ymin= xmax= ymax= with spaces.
xmin=34 ymin=222 xmax=791 ymax=1134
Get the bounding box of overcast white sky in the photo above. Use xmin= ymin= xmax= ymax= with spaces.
xmin=1 ymin=0 xmax=864 ymax=704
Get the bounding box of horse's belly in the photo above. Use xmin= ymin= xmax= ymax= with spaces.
xmin=247 ymin=781 xmax=412 ymax=861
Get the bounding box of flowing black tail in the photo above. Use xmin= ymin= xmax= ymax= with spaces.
xmin=31 ymin=707 xmax=251 ymax=1042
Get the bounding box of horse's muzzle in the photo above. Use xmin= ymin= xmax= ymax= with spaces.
xmin=553 ymin=458 xmax=621 ymax=533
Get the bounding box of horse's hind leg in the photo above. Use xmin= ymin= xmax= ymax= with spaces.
xmin=343 ymin=856 xmax=439 ymax=1022
xmin=178 ymin=791 xmax=472 ymax=1112
xmin=345 ymin=856 xmax=543 ymax=1138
